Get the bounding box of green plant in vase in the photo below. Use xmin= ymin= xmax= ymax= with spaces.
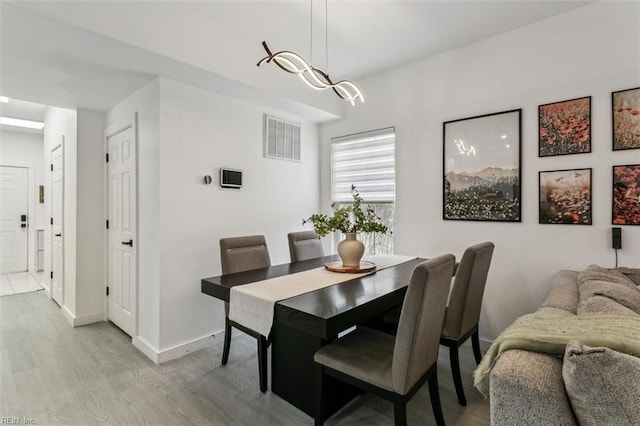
xmin=303 ymin=186 xmax=389 ymax=267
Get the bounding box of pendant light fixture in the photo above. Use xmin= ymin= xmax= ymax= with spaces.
xmin=257 ymin=1 xmax=364 ymax=105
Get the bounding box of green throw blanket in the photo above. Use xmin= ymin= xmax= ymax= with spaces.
xmin=473 ymin=313 xmax=640 ymax=397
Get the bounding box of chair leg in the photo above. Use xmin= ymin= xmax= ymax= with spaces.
xmin=314 ymin=366 xmax=326 ymax=426
xmin=221 ymin=302 xmax=232 ymax=365
xmin=471 ymin=330 xmax=482 ymax=365
xmin=449 ymin=344 xmax=467 ymax=406
xmin=393 ymin=401 xmax=407 ymax=426
xmin=258 ymin=335 xmax=268 ymax=393
xmin=428 ymin=372 xmax=446 ymax=426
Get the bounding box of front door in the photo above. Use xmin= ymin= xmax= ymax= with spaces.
xmin=0 ymin=166 xmax=28 ymax=272
xmin=51 ymin=143 xmax=64 ymax=305
xmin=107 ymin=124 xmax=136 ymax=336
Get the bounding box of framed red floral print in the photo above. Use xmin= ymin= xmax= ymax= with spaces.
xmin=539 ymin=96 xmax=591 ymax=157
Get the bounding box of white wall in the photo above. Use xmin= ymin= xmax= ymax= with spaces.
xmin=76 ymin=109 xmax=106 ymax=321
xmin=157 ymin=77 xmax=320 ymax=354
xmin=44 ymin=106 xmax=77 ymax=317
xmin=320 ymin=2 xmax=640 ymax=340
xmin=106 ymin=77 xmax=320 ymax=361
xmin=0 ymin=130 xmax=45 ymax=271
xmin=39 ymin=107 xmax=107 ymax=325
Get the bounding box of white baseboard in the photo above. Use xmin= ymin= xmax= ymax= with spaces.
xmin=61 ymin=305 xmax=75 ymax=326
xmin=73 ymin=312 xmax=106 ymax=326
xmin=480 ymin=337 xmax=493 ymax=346
xmin=132 ymin=331 xmax=223 ymax=365
xmin=132 ymin=336 xmax=160 ymax=364
xmin=157 ymin=332 xmax=220 ymax=364
xmin=61 ymin=306 xmax=105 ymax=327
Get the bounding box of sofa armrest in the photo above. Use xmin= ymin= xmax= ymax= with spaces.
xmin=490 ymin=350 xmax=577 ymax=426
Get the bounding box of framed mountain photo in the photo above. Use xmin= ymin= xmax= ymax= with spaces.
xmin=443 ymin=109 xmax=522 ymax=222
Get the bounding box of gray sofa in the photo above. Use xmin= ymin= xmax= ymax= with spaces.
xmin=489 ymin=266 xmax=640 ymax=426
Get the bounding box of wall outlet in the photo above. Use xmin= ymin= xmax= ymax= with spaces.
xmin=612 ymin=227 xmax=622 ymax=249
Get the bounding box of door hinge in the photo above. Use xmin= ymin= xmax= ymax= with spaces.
xmin=50 ymin=217 xmax=53 ymax=225
xmin=106 ymin=153 xmax=109 ymax=163
xmin=106 ymin=220 xmax=109 ymax=229
xmin=106 ymin=286 xmax=109 ymax=296
xmin=50 ymin=271 xmax=53 ymax=279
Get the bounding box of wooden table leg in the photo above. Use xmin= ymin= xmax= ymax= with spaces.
xmin=271 ymin=322 xmax=360 ymax=419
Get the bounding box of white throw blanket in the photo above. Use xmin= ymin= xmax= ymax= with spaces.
xmin=229 ymin=254 xmax=415 ymax=337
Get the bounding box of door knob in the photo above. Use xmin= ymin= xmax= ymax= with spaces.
xmin=121 ymin=240 xmax=133 ymax=247
xmin=54 ymin=233 xmax=62 ymax=237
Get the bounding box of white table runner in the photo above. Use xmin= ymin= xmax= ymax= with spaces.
xmin=229 ymin=254 xmax=416 ymax=337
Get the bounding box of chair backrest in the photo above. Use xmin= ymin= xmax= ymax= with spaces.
xmin=392 ymin=254 xmax=455 ymax=395
xmin=220 ymin=235 xmax=271 ymax=275
xmin=288 ymin=231 xmax=325 ymax=262
xmin=442 ymin=242 xmax=495 ymax=340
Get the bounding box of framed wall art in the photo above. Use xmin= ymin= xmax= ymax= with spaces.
xmin=612 ymin=164 xmax=640 ymax=225
xmin=539 ymin=168 xmax=592 ymax=225
xmin=612 ymin=87 xmax=640 ymax=151
xmin=443 ymin=109 xmax=522 ymax=222
xmin=538 ymin=96 xmax=591 ymax=157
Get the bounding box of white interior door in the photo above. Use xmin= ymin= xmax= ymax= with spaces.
xmin=107 ymin=124 xmax=136 ymax=336
xmin=51 ymin=143 xmax=64 ymax=305
xmin=0 ymin=166 xmax=29 ymax=273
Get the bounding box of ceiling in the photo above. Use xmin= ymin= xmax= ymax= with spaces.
xmin=1 ymin=1 xmax=595 ymax=122
xmin=0 ymin=98 xmax=47 ymax=134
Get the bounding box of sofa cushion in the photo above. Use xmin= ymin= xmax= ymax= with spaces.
xmin=578 ymin=264 xmax=637 ymax=288
xmin=577 ymin=295 xmax=637 ymax=315
xmin=578 ymin=280 xmax=640 ymax=314
xmin=563 ymin=341 xmax=640 ymax=426
xmin=617 ymin=267 xmax=640 ymax=287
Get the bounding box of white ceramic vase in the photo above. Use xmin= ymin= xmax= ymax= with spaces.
xmin=337 ymin=233 xmax=365 ymax=267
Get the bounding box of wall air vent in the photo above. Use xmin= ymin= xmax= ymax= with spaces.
xmin=264 ymin=114 xmax=301 ymax=161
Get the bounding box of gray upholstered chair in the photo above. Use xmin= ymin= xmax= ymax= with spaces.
xmin=219 ymin=235 xmax=271 ymax=392
xmin=314 ymin=254 xmax=455 ymax=426
xmin=383 ymin=242 xmax=495 ymax=406
xmin=440 ymin=241 xmax=494 ymax=406
xmin=287 ymin=230 xmax=325 ymax=262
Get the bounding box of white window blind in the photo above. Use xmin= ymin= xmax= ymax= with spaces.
xmin=331 ymin=127 xmax=395 ymax=203
xmin=264 ymin=115 xmax=301 ymax=161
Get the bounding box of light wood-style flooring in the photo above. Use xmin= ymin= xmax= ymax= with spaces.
xmin=0 ymin=291 xmax=490 ymax=425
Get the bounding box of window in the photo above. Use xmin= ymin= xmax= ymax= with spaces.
xmin=331 ymin=127 xmax=395 ymax=254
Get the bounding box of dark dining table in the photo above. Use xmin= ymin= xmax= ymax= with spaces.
xmin=201 ymin=254 xmax=424 ymax=419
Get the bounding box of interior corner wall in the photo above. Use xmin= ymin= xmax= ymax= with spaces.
xmin=44 ymin=106 xmax=78 ymax=316
xmin=319 ymin=2 xmax=640 ymax=340
xmin=0 ymin=130 xmax=45 ymax=272
xmin=76 ymin=108 xmax=106 ymax=320
xmin=156 ymin=77 xmax=320 ymax=353
xmin=106 ymin=78 xmax=161 ymax=351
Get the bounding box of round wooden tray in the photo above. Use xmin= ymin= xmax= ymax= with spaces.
xmin=324 ymin=260 xmax=377 ymax=273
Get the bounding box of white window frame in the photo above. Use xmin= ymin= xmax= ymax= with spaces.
xmin=330 ymin=127 xmax=396 ymax=254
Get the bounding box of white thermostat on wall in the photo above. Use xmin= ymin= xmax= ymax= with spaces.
xmin=220 ymin=168 xmax=243 ymax=189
